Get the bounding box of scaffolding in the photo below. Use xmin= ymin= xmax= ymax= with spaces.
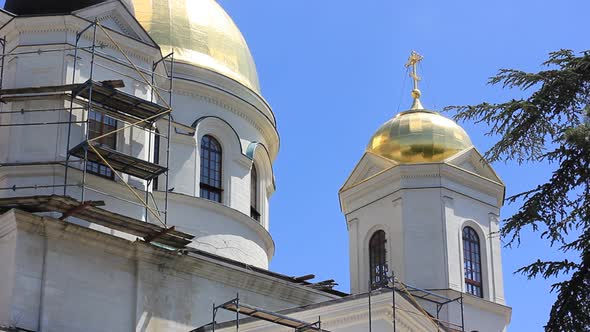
xmin=0 ymin=19 xmax=189 ymax=248
xmin=368 ymin=267 xmax=465 ymax=332
xmin=194 ymin=272 xmax=465 ymax=332
xmin=193 ymin=293 xmax=326 ymax=332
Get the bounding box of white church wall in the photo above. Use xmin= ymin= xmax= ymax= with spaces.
xmin=442 ymin=186 xmax=505 ymax=304
xmin=450 ymin=294 xmax=511 ymax=332
xmin=345 ymin=191 xmax=404 ymax=294
xmin=0 ymin=210 xmax=332 ymax=332
xmin=340 ymin=160 xmax=510 ymax=331
xmin=0 ymin=213 xmax=17 ymax=326
xmin=400 ymin=187 xmax=448 ymax=290
xmin=157 ymin=191 xmax=273 ymax=269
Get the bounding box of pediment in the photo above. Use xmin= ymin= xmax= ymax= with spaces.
xmin=0 ymin=9 xmax=14 ymax=25
xmin=340 ymin=151 xmax=397 ymax=192
xmin=445 ymin=147 xmax=504 ymax=185
xmin=74 ymin=0 xmax=156 ymax=46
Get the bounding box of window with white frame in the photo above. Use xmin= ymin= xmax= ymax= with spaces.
xmin=463 ymin=226 xmax=483 ymax=297
xmin=369 ymin=230 xmax=388 ymax=289
xmin=200 ymin=135 xmax=223 ymax=203
xmin=250 ymin=164 xmax=261 ymax=221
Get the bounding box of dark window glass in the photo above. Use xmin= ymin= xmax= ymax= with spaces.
xmin=369 ymin=230 xmax=387 ymax=289
xmin=200 ymin=135 xmax=222 ymax=203
xmin=463 ymin=226 xmax=483 ymax=297
xmin=152 ymin=129 xmax=160 ymax=190
xmin=86 ymin=110 xmax=116 ymax=179
xmin=250 ymin=164 xmax=260 ymax=221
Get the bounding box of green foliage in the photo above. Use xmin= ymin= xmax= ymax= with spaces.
xmin=445 ymin=50 xmax=590 ymax=332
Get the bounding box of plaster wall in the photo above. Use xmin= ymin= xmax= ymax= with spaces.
xmin=341 ymin=160 xmax=509 ymax=331
xmin=460 ymin=299 xmax=509 ymax=332
xmin=343 ymin=164 xmax=505 ymax=302
xmin=0 ymin=211 xmax=331 ymax=332
xmin=442 ymin=186 xmax=505 ymax=304
xmin=346 ymin=191 xmax=403 ymax=295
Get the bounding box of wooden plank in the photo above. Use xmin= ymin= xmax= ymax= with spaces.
xmin=69 ymin=142 xmax=167 ymax=180
xmin=0 ymin=84 xmax=80 ymax=95
xmin=294 ymin=274 xmax=315 ymax=282
xmin=58 ymin=200 xmax=104 ymax=220
xmin=144 ymin=226 xmax=176 ymax=243
xmin=0 ymin=80 xmax=122 ymax=96
xmin=0 ymin=195 xmax=194 ymax=248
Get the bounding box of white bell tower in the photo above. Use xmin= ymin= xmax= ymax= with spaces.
xmin=338 ymin=52 xmax=512 ymax=331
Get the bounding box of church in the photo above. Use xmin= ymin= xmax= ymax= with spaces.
xmin=0 ymin=0 xmax=511 ymax=331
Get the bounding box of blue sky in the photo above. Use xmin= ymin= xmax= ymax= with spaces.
xmin=214 ymin=1 xmax=589 ymax=331
xmin=3 ymin=0 xmax=588 ymax=330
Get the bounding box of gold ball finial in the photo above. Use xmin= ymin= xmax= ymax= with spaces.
xmin=411 ymin=88 xmax=421 ymax=99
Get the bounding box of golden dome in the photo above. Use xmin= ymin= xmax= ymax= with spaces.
xmin=367 ymin=109 xmax=473 ymax=163
xmin=368 ymin=51 xmax=472 ymax=163
xmin=131 ymin=0 xmax=261 ymax=93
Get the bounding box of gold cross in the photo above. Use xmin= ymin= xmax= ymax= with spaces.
xmin=405 ymin=51 xmax=423 ymax=91
xmin=404 ymin=51 xmax=424 ymax=110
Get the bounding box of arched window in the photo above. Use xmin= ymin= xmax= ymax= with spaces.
xmin=463 ymin=226 xmax=483 ymax=297
xmin=152 ymin=129 xmax=160 ymax=190
xmin=369 ymin=230 xmax=387 ymax=289
xmin=200 ymin=135 xmax=222 ymax=203
xmin=250 ymin=164 xmax=260 ymax=222
xmin=87 ymin=110 xmax=116 ymax=179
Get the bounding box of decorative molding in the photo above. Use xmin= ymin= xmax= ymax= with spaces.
xmin=97 ymin=13 xmax=133 ymax=38
xmin=340 ymin=160 xmax=504 ymax=214
xmin=174 ymin=84 xmax=279 ymax=160
xmin=153 ymin=191 xmax=276 ymax=260
xmin=2 ymin=16 xmax=160 ymax=65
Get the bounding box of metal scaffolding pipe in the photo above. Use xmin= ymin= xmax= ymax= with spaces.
xmin=0 ymin=120 xmax=86 ymax=127
xmin=0 ymin=107 xmax=85 ymax=114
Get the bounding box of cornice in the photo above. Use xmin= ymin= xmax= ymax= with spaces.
xmin=340 ymin=162 xmax=504 ymax=214
xmin=172 ymin=61 xmax=275 ymax=124
xmin=154 ymin=191 xmax=276 ymax=260
xmin=97 ymin=12 xmax=132 ymax=37
xmin=1 ymin=15 xmax=160 ymax=66
xmin=10 ymin=208 xmax=138 ymax=256
xmin=435 ymin=288 xmax=512 ymax=323
xmin=4 ymin=209 xmax=335 ymax=306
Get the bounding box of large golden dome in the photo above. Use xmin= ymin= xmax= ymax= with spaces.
xmin=367 ymin=109 xmax=472 ymax=163
xmin=131 ymin=0 xmax=260 ymax=93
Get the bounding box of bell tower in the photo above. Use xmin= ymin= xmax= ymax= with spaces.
xmin=339 ymin=52 xmax=512 ymax=331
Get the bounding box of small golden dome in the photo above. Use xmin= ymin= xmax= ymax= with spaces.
xmin=132 ymin=0 xmax=260 ymax=93
xmin=367 ymin=109 xmax=473 ymax=163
